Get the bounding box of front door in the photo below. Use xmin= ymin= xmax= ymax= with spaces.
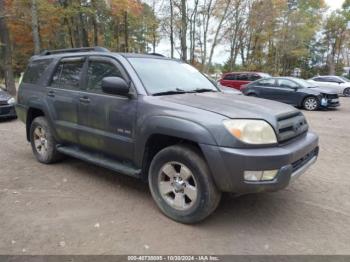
xmin=274 ymin=79 xmax=300 ymax=105
xmin=77 ymin=56 xmax=137 ymax=162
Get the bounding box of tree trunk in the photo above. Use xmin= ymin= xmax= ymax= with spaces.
xmin=124 ymin=11 xmax=129 ymax=52
xmin=207 ymin=0 xmax=231 ymax=72
xmin=0 ymin=0 xmax=16 ymax=96
xmin=31 ymin=0 xmax=40 ymax=54
xmin=79 ymin=12 xmax=89 ymax=47
xmin=169 ymin=0 xmax=174 ymax=58
xmin=152 ymin=0 xmax=156 ymax=53
xmin=91 ymin=0 xmax=98 ymax=46
xmin=180 ymin=0 xmax=187 ymax=61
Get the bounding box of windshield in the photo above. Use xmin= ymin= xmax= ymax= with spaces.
xmin=291 ymin=78 xmax=316 ymax=88
xmin=128 ymin=58 xmax=218 ymax=94
xmin=260 ymin=73 xmax=272 ymax=78
xmin=339 ymin=76 xmax=350 ymax=82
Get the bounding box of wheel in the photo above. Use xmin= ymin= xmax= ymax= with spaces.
xmin=148 ymin=145 xmax=221 ymax=224
xmin=343 ymin=88 xmax=350 ymax=97
xmin=303 ymin=96 xmax=319 ymax=111
xmin=247 ymin=93 xmax=257 ymax=97
xmin=30 ymin=116 xmax=63 ymax=164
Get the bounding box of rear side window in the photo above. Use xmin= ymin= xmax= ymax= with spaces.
xmin=249 ymin=74 xmax=261 ymax=81
xmin=237 ymin=74 xmax=248 ymax=81
xmin=22 ymin=59 xmax=52 ymax=84
xmin=50 ymin=58 xmax=84 ymax=90
xmin=277 ymin=79 xmax=299 ymax=88
xmin=223 ymin=74 xmax=236 ymax=80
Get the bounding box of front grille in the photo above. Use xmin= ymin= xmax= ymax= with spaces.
xmin=0 ymin=100 xmax=8 ymax=106
xmin=0 ymin=106 xmax=12 ymax=115
xmin=291 ymin=147 xmax=318 ymax=173
xmin=277 ymin=112 xmax=308 ymax=142
xmin=325 ymin=94 xmax=338 ymax=99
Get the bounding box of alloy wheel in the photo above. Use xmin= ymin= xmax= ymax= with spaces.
xmin=344 ymin=88 xmax=350 ymax=97
xmin=158 ymin=162 xmax=198 ymax=211
xmin=304 ymin=97 xmax=318 ymax=111
xmin=33 ymin=126 xmax=48 ymax=156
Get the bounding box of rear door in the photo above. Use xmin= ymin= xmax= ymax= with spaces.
xmin=235 ymin=73 xmax=250 ymax=89
xmin=252 ymin=78 xmax=277 ymax=98
xmin=77 ymin=56 xmax=137 ymax=161
xmin=46 ymin=57 xmax=85 ymax=144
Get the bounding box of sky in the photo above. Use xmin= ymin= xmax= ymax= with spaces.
xmin=155 ymin=0 xmax=346 ymax=64
xmin=326 ymin=0 xmax=345 ymax=9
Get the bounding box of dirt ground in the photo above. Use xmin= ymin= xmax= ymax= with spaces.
xmin=0 ymin=98 xmax=350 ymax=255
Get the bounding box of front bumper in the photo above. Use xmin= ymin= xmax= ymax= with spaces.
xmin=0 ymin=104 xmax=17 ymax=118
xmin=200 ymin=131 xmax=319 ymax=193
xmin=320 ymin=97 xmax=340 ymax=108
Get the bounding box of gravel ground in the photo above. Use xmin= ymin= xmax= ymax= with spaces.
xmin=0 ymin=98 xmax=350 ymax=255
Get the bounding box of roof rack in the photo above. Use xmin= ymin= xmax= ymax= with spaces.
xmin=40 ymin=46 xmax=110 ymax=56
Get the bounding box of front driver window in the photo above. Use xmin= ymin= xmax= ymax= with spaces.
xmin=258 ymin=78 xmax=276 ymax=86
xmin=86 ymin=61 xmax=122 ymax=92
xmin=277 ymin=79 xmax=299 ymax=89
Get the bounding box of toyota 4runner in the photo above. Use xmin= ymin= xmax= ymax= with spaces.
xmin=16 ymin=47 xmax=319 ymax=223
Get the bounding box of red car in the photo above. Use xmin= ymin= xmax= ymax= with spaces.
xmin=219 ymin=72 xmax=271 ymax=90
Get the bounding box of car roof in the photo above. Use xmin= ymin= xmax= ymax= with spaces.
xmin=313 ymin=75 xmax=340 ymax=78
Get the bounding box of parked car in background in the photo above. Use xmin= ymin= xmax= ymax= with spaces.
xmin=0 ymin=88 xmax=17 ymax=119
xmin=308 ymin=76 xmax=350 ymax=97
xmin=242 ymin=77 xmax=340 ymax=111
xmin=205 ymin=75 xmax=242 ymax=95
xmin=219 ymin=72 xmax=271 ymax=90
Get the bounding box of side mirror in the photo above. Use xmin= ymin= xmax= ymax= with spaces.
xmin=101 ymin=77 xmax=130 ymax=96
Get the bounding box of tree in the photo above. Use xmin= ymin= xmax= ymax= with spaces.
xmin=0 ymin=0 xmax=16 ymax=96
xmin=31 ymin=0 xmax=40 ymax=54
xmin=180 ymin=0 xmax=187 ymax=61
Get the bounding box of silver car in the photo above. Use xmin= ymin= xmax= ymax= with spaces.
xmin=307 ymin=76 xmax=350 ymax=97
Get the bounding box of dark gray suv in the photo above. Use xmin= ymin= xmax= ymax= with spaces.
xmin=16 ymin=47 xmax=319 ymax=223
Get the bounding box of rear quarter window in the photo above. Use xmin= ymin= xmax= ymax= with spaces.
xmin=22 ymin=59 xmax=53 ymax=84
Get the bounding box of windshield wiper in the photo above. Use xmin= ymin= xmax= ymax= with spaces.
xmin=152 ymin=88 xmax=188 ymax=96
xmin=192 ymin=88 xmax=217 ymax=93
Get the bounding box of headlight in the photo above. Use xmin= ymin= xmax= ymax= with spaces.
xmin=223 ymin=119 xmax=277 ymax=144
xmin=7 ymin=97 xmax=15 ymax=105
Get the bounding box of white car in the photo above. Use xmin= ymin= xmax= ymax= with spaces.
xmin=307 ymin=76 xmax=350 ymax=97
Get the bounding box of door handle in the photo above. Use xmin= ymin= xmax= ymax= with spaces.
xmin=47 ymin=90 xmax=55 ymax=97
xmin=79 ymin=96 xmax=90 ymax=104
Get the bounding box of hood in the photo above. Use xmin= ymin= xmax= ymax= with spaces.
xmin=303 ymin=87 xmax=337 ymax=95
xmin=159 ymin=92 xmax=299 ymax=121
xmin=0 ymin=90 xmax=11 ymax=102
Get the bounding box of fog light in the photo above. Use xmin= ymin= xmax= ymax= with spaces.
xmin=244 ymin=171 xmax=263 ymax=181
xmin=261 ymin=170 xmax=278 ymax=181
xmin=244 ymin=170 xmax=278 ymax=181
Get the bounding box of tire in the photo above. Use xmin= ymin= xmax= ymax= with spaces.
xmin=30 ymin=116 xmax=63 ymax=164
xmin=247 ymin=93 xmax=257 ymax=97
xmin=343 ymin=88 xmax=350 ymax=97
xmin=148 ymin=145 xmax=221 ymax=224
xmin=303 ymin=96 xmax=319 ymax=111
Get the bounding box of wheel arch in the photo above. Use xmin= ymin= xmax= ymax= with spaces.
xmin=301 ymin=95 xmax=319 ymax=109
xmin=136 ymin=116 xmax=217 ymax=180
xmin=26 ymin=107 xmax=45 ymax=141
